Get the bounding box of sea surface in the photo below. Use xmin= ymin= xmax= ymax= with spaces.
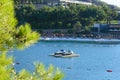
xmin=9 ymin=40 xmax=120 ymax=80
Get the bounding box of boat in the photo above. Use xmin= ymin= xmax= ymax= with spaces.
xmin=49 ymin=50 xmax=80 ymax=58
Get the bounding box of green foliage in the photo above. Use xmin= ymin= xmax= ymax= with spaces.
xmin=33 ymin=63 xmax=64 ymax=80
xmin=0 ymin=52 xmax=13 ymax=66
xmin=15 ymin=3 xmax=115 ymax=31
xmin=0 ymin=0 xmax=64 ymax=80
xmin=0 ymin=0 xmax=39 ymax=52
xmin=100 ymin=5 xmax=118 ymax=24
xmin=0 ymin=53 xmax=13 ymax=80
xmin=15 ymin=23 xmax=40 ymax=49
xmin=73 ymin=21 xmax=82 ymax=32
xmin=14 ymin=63 xmax=63 ymax=80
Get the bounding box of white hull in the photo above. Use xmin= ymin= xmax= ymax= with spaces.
xmin=49 ymin=53 xmax=80 ymax=58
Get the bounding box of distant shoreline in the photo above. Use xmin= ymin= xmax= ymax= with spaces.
xmin=40 ymin=37 xmax=120 ymax=43
xmin=41 ymin=32 xmax=120 ymax=40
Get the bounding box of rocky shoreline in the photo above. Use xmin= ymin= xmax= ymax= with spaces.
xmin=41 ymin=32 xmax=120 ymax=39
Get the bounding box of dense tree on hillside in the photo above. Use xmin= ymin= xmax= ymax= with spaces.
xmin=15 ymin=3 xmax=118 ymax=32
xmin=15 ymin=3 xmax=35 ymax=26
xmin=0 ymin=0 xmax=64 ymax=80
xmin=17 ymin=5 xmax=105 ymax=29
xmin=116 ymin=13 xmax=120 ymax=20
xmin=100 ymin=4 xmax=118 ymax=24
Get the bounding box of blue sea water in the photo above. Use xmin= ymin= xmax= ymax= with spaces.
xmin=9 ymin=41 xmax=120 ymax=80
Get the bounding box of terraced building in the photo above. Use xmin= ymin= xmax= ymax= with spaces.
xmin=15 ymin=0 xmax=92 ymax=5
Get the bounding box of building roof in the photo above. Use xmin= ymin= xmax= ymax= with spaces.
xmin=60 ymin=0 xmax=92 ymax=5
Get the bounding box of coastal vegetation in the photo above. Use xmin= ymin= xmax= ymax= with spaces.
xmin=15 ymin=2 xmax=118 ymax=33
xmin=0 ymin=0 xmax=63 ymax=80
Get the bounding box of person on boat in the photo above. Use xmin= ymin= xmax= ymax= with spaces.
xmin=61 ymin=49 xmax=66 ymax=53
xmin=68 ymin=50 xmax=73 ymax=54
xmin=55 ymin=49 xmax=65 ymax=55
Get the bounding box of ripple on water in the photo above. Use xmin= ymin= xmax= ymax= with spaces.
xmin=9 ymin=41 xmax=120 ymax=80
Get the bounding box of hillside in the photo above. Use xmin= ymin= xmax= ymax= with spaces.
xmin=78 ymin=0 xmax=120 ymax=10
xmin=91 ymin=0 xmax=120 ymax=10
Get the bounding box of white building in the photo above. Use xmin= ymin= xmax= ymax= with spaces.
xmin=60 ymin=0 xmax=92 ymax=5
xmin=16 ymin=0 xmax=92 ymax=9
